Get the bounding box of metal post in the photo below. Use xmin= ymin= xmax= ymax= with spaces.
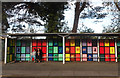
xmin=97 ymin=38 xmax=100 ymax=62
xmin=47 ymin=39 xmax=48 ymax=61
xmin=63 ymin=36 xmax=65 ymax=64
xmin=80 ymin=39 xmax=82 ymax=62
xmin=4 ymin=37 xmax=7 ymax=64
xmin=115 ymin=39 xmax=117 ymax=62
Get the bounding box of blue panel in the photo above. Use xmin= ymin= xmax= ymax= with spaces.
xmin=48 ymin=54 xmax=53 ymax=61
xmin=87 ymin=54 xmax=93 ymax=61
xmin=82 ymin=47 xmax=87 ymax=54
xmin=26 ymin=47 xmax=30 ymax=53
xmin=16 ymin=47 xmax=20 ymax=53
xmin=21 ymin=54 xmax=25 ymax=61
xmin=54 ymin=41 xmax=58 ymax=46
xmin=58 ymin=47 xmax=63 ymax=53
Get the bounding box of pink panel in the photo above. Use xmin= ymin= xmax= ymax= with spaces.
xmin=82 ymin=54 xmax=87 ymax=61
xmin=87 ymin=40 xmax=92 ymax=46
xmin=93 ymin=47 xmax=97 ymax=54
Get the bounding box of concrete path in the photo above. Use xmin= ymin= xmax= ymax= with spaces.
xmin=2 ymin=62 xmax=119 ymax=77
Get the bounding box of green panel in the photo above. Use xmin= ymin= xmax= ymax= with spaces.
xmin=7 ymin=55 xmax=9 ymax=62
xmin=58 ymin=41 xmax=62 ymax=46
xmin=75 ymin=40 xmax=80 ymax=46
xmin=13 ymin=40 xmax=15 ymax=46
xmin=26 ymin=42 xmax=30 ymax=46
xmin=13 ymin=47 xmax=15 ymax=53
xmin=54 ymin=47 xmax=58 ymax=53
xmin=8 ymin=39 xmax=10 ymax=46
xmin=59 ymin=54 xmax=63 ymax=61
xmin=53 ymin=54 xmax=58 ymax=61
xmin=21 ymin=47 xmax=26 ymax=53
xmin=16 ymin=54 xmax=20 ymax=61
xmin=12 ymin=54 xmax=15 ymax=61
xmin=49 ymin=40 xmax=53 ymax=46
xmin=10 ymin=47 xmax=13 ymax=54
xmin=118 ymin=48 xmax=120 ymax=53
xmin=54 ymin=41 xmax=58 ymax=46
xmin=7 ymin=47 xmax=10 ymax=54
xmin=117 ymin=40 xmax=120 ymax=46
xmin=100 ymin=54 xmax=105 ymax=61
xmin=118 ymin=55 xmax=120 ymax=62
xmin=10 ymin=40 xmax=13 ymax=46
xmin=16 ymin=40 xmax=21 ymax=46
xmin=26 ymin=54 xmax=30 ymax=61
xmin=48 ymin=47 xmax=53 ymax=53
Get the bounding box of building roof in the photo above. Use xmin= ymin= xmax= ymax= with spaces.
xmin=7 ymin=33 xmax=120 ymax=37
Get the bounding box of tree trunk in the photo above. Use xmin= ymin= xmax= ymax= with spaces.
xmin=72 ymin=2 xmax=86 ymax=33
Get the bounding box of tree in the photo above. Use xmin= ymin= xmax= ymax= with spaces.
xmin=72 ymin=2 xmax=87 ymax=33
xmin=2 ymin=2 xmax=68 ymax=33
xmin=102 ymin=1 xmax=120 ymax=33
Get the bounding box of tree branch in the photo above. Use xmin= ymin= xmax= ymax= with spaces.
xmin=114 ymin=2 xmax=120 ymax=11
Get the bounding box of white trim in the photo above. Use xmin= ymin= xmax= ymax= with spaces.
xmin=63 ymin=37 xmax=65 ymax=64
xmin=115 ymin=39 xmax=117 ymax=62
xmin=97 ymin=39 xmax=100 ymax=62
xmin=4 ymin=38 xmax=7 ymax=64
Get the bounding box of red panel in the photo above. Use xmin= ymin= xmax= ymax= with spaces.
xmin=99 ymin=40 xmax=104 ymax=46
xmin=32 ymin=47 xmax=37 ymax=52
xmin=105 ymin=47 xmax=109 ymax=54
xmin=42 ymin=40 xmax=47 ymax=46
xmin=32 ymin=40 xmax=37 ymax=46
xmin=76 ymin=54 xmax=80 ymax=61
xmin=37 ymin=47 xmax=42 ymax=50
xmin=42 ymin=54 xmax=46 ymax=61
xmin=110 ymin=40 xmax=115 ymax=46
xmin=110 ymin=55 xmax=115 ymax=61
xmin=42 ymin=47 xmax=46 ymax=53
xmin=105 ymin=55 xmax=110 ymax=61
xmin=65 ymin=47 xmax=70 ymax=53
xmin=87 ymin=40 xmax=92 ymax=46
xmin=70 ymin=47 xmax=75 ymax=53
xmin=38 ymin=40 xmax=41 ymax=46
xmin=32 ymin=57 xmax=34 ymax=61
xmin=65 ymin=40 xmax=70 ymax=46
xmin=100 ymin=47 xmax=104 ymax=54
xmin=71 ymin=54 xmax=75 ymax=61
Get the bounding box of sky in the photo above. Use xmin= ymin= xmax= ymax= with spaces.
xmin=63 ymin=0 xmax=118 ymax=33
xmin=7 ymin=0 xmax=119 ymax=33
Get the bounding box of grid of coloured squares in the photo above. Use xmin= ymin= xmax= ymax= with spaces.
xmin=99 ymin=40 xmax=115 ymax=62
xmin=7 ymin=39 xmax=15 ymax=62
xmin=65 ymin=39 xmax=80 ymax=61
xmin=117 ymin=40 xmax=120 ymax=62
xmin=82 ymin=39 xmax=98 ymax=61
xmin=48 ymin=39 xmax=63 ymax=61
xmin=16 ymin=40 xmax=30 ymax=61
xmin=32 ymin=40 xmax=47 ymax=61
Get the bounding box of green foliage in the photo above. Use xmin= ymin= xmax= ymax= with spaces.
xmin=2 ymin=2 xmax=68 ymax=33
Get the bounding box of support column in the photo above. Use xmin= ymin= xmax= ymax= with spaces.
xmin=80 ymin=39 xmax=82 ymax=62
xmin=63 ymin=36 xmax=65 ymax=64
xmin=4 ymin=37 xmax=7 ymax=64
xmin=115 ymin=39 xmax=117 ymax=62
xmin=47 ymin=39 xmax=48 ymax=61
xmin=97 ymin=38 xmax=100 ymax=62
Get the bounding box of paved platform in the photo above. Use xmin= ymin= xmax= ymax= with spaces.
xmin=1 ymin=61 xmax=120 ymax=77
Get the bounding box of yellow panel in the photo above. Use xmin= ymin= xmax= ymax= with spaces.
xmin=70 ymin=40 xmax=75 ymax=46
xmin=65 ymin=54 xmax=70 ymax=61
xmin=105 ymin=40 xmax=109 ymax=46
xmin=10 ymin=54 xmax=12 ymax=61
xmin=76 ymin=47 xmax=80 ymax=53
xmin=110 ymin=47 xmax=115 ymax=54
xmin=7 ymin=47 xmax=10 ymax=54
xmin=66 ymin=47 xmax=69 ymax=52
xmin=13 ymin=40 xmax=15 ymax=46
